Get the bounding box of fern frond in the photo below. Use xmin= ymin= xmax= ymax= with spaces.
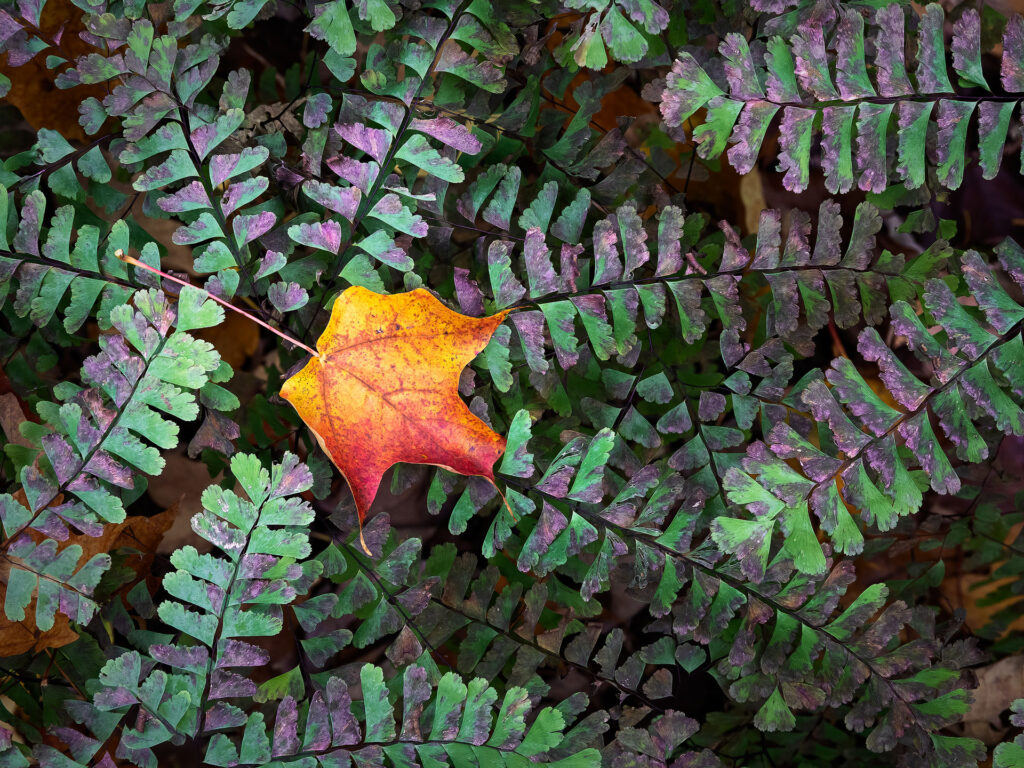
xmin=0 ymin=186 xmax=158 ymax=333
xmin=0 ymin=287 xmax=229 ymax=632
xmin=659 ymin=4 xmax=1024 ymax=192
xmin=476 ymin=407 xmax=981 ymax=762
xmin=471 ymin=199 xmax=908 ymax=389
xmin=36 ymin=18 xmax=296 ymax=309
xmin=290 ymin=0 xmax=514 ymax=302
xmin=722 ymin=242 xmax=1024 ymax=572
xmin=123 ymin=80 xmax=289 ymax=306
xmin=63 ymin=453 xmax=316 ymax=767
xmin=201 ymin=663 xmax=599 ymax=767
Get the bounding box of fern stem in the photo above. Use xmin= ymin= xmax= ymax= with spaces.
xmin=225 ymin=736 xmax=529 ymax=767
xmin=500 ymin=473 xmax=933 ymax=732
xmin=175 ymin=107 xmax=267 ymax=312
xmin=505 ymin=259 xmax=907 ymax=313
xmin=300 ymin=0 xmax=476 ymax=344
xmin=757 ymin=93 xmax=1024 ymax=110
xmin=116 ymin=250 xmax=320 ymax=358
xmin=486 ymin=476 xmax=518 ymax=522
xmin=339 ymin=539 xmax=453 ymax=673
xmin=13 ymin=132 xmax=116 ymax=190
xmin=975 ymin=530 xmax=1024 ymax=558
xmin=0 ymin=319 xmax=178 ymax=554
xmin=0 ymin=248 xmax=140 ymax=291
xmin=193 ymin=517 xmax=256 ymax=736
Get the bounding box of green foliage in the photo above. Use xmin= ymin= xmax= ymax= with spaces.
xmin=1 ymin=285 xmax=227 ymax=634
xmin=997 ymin=700 xmax=1024 ymax=768
xmin=661 ymin=4 xmax=1024 ymax=192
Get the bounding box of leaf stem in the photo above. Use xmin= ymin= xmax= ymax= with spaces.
xmin=116 ymin=250 xmax=320 ymax=358
xmin=486 ymin=476 xmax=518 ymax=522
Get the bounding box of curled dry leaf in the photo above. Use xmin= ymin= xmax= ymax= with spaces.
xmin=960 ymin=657 xmax=1024 ymax=744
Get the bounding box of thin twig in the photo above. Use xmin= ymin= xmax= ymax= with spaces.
xmin=116 ymin=250 xmax=320 ymax=358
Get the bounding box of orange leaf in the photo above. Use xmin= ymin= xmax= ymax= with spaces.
xmin=281 ymin=287 xmax=510 ymax=549
xmin=0 ymin=598 xmax=79 ymax=657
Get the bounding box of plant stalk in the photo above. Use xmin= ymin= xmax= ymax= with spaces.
xmin=115 ymin=249 xmax=320 ymax=358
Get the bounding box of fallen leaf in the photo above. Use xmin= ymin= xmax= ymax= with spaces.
xmin=0 ymin=0 xmax=110 ymax=142
xmin=103 ymin=505 xmax=178 ymax=578
xmin=0 ymin=494 xmax=176 ymax=656
xmin=959 ymin=656 xmax=1024 ymax=744
xmin=0 ymin=596 xmax=79 ymax=657
xmin=146 ymin=452 xmax=218 ymax=554
xmin=281 ymin=287 xmax=509 ymax=548
xmin=0 ymin=392 xmax=33 ymax=449
xmin=739 ymin=167 xmax=767 ymax=237
xmin=939 ymin=571 xmax=1024 ymax=638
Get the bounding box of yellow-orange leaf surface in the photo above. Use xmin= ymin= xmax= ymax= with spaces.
xmin=281 ymin=287 xmax=510 ymax=541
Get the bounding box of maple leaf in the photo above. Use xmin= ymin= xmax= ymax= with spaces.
xmin=281 ymin=287 xmax=511 ymax=550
